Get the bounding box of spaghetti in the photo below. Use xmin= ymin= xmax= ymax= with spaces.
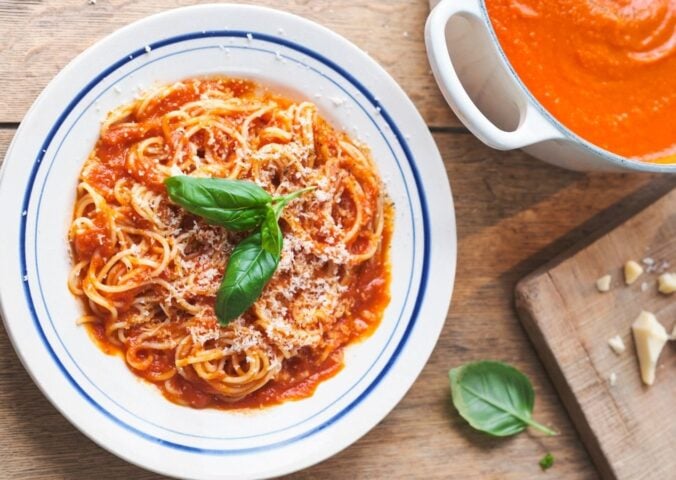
xmin=68 ymin=77 xmax=392 ymax=409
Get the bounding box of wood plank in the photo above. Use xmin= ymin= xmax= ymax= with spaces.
xmin=0 ymin=129 xmax=14 ymax=158
xmin=0 ymin=0 xmax=458 ymax=127
xmin=516 ymin=190 xmax=676 ymax=480
xmin=3 ymin=125 xmax=674 ymax=478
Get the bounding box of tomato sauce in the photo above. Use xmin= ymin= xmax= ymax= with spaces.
xmin=486 ymin=0 xmax=676 ymax=162
xmin=75 ymin=77 xmax=394 ymax=410
xmin=84 ymin=214 xmax=392 ymax=410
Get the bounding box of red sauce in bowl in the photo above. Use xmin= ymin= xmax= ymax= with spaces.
xmin=486 ymin=0 xmax=676 ymax=163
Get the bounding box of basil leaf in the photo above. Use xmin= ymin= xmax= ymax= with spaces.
xmin=539 ymin=452 xmax=554 ymax=471
xmin=449 ymin=361 xmax=557 ymax=437
xmin=260 ymin=206 xmax=282 ymax=256
xmin=165 ymin=176 xmax=270 ymax=231
xmin=188 ymin=205 xmax=268 ymax=231
xmin=216 ymin=231 xmax=279 ymax=324
xmin=166 ymin=175 xmax=271 ymax=208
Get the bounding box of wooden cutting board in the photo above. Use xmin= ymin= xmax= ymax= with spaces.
xmin=516 ymin=188 xmax=675 ymax=480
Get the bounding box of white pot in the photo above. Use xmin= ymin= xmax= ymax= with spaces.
xmin=425 ymin=0 xmax=676 ymax=173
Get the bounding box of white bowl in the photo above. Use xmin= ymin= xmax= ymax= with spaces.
xmin=0 ymin=4 xmax=457 ymax=479
xmin=425 ymin=0 xmax=676 ymax=173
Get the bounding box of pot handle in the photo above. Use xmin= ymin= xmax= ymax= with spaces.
xmin=425 ymin=0 xmax=561 ymax=150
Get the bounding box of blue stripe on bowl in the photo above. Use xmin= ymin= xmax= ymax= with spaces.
xmin=19 ymin=31 xmax=432 ymax=454
xmin=36 ymin=44 xmax=415 ymax=441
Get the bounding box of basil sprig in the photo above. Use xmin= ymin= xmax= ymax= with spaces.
xmin=164 ymin=175 xmax=314 ymax=325
xmin=449 ymin=361 xmax=557 ymax=437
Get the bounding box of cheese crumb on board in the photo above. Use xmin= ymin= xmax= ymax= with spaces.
xmin=608 ymin=372 xmax=617 ymax=387
xmin=624 ymin=260 xmax=644 ymax=285
xmin=596 ymin=274 xmax=612 ymax=292
xmin=631 ymin=311 xmax=668 ymax=386
xmin=607 ymin=335 xmax=626 ymax=355
xmin=657 ymin=272 xmax=676 ymax=294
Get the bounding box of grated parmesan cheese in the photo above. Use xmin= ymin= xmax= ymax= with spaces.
xmin=329 ymin=96 xmax=346 ymax=107
xmin=71 ymin=77 xmax=390 ymax=404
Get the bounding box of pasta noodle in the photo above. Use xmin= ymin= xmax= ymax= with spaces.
xmin=68 ymin=77 xmax=392 ymax=409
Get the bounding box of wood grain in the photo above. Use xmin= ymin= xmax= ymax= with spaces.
xmin=0 ymin=0 xmax=458 ymax=127
xmin=516 ymin=190 xmax=676 ymax=480
xmin=1 ymin=0 xmax=675 ymax=478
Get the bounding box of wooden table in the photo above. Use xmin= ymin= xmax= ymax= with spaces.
xmin=1 ymin=1 xmax=673 ymax=478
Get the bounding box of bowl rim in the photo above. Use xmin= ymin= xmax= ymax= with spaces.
xmin=0 ymin=4 xmax=456 ymax=479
